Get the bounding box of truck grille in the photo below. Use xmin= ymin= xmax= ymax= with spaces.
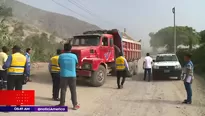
xmin=159 ymin=66 xmax=175 ymax=70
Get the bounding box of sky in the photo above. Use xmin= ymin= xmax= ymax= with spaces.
xmin=16 ymin=0 xmax=205 ymax=48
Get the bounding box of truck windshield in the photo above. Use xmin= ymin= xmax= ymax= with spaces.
xmin=73 ymin=36 xmax=100 ymax=46
xmin=156 ymin=55 xmax=178 ymax=62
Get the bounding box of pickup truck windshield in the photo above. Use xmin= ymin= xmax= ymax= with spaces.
xmin=73 ymin=36 xmax=100 ymax=46
xmin=156 ymin=55 xmax=178 ymax=62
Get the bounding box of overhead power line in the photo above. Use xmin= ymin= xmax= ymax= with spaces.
xmin=67 ymin=0 xmax=96 ymax=17
xmin=51 ymin=0 xmax=91 ymax=20
xmin=52 ymin=0 xmax=125 ymax=31
xmin=66 ymin=0 xmax=125 ymax=29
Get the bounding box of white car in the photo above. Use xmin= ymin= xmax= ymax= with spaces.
xmin=152 ymin=53 xmax=182 ymax=80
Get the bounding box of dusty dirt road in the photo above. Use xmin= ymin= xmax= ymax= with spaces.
xmin=1 ymin=59 xmax=205 ymax=116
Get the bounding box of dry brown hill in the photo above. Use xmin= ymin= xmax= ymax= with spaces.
xmin=2 ymin=0 xmax=101 ymax=38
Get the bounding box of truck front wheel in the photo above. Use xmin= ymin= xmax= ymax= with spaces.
xmin=90 ymin=65 xmax=106 ymax=87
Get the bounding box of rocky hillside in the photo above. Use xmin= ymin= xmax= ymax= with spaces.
xmin=2 ymin=0 xmax=100 ymax=38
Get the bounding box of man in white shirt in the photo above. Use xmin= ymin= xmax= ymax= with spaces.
xmin=143 ymin=53 xmax=153 ymax=82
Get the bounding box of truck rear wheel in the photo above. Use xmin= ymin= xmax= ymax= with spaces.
xmin=128 ymin=62 xmax=134 ymax=76
xmin=90 ymin=65 xmax=106 ymax=87
xmin=133 ymin=62 xmax=138 ymax=75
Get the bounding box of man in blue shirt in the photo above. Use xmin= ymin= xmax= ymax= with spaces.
xmin=182 ymin=53 xmax=194 ymax=104
xmin=57 ymin=43 xmax=80 ymax=110
xmin=25 ymin=48 xmax=32 ymax=82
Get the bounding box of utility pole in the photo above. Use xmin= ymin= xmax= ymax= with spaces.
xmin=172 ymin=7 xmax=176 ymax=53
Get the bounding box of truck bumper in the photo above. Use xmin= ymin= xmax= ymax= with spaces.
xmin=152 ymin=69 xmax=182 ymax=78
xmin=77 ymin=70 xmax=92 ymax=77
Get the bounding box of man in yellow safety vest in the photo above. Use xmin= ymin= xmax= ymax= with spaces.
xmin=2 ymin=45 xmax=28 ymax=90
xmin=0 ymin=46 xmax=9 ymax=90
xmin=48 ymin=49 xmax=61 ymax=101
xmin=115 ymin=52 xmax=129 ymax=89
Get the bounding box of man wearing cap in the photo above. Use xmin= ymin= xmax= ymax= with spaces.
xmin=48 ymin=49 xmax=61 ymax=101
xmin=2 ymin=45 xmax=29 ymax=90
xmin=0 ymin=46 xmax=9 ymax=89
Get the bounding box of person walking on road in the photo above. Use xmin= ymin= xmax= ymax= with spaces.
xmin=25 ymin=48 xmax=32 ymax=82
xmin=143 ymin=53 xmax=153 ymax=82
xmin=182 ymin=53 xmax=194 ymax=104
xmin=0 ymin=46 xmax=9 ymax=90
xmin=115 ymin=52 xmax=129 ymax=89
xmin=2 ymin=45 xmax=29 ymax=90
xmin=49 ymin=49 xmax=61 ymax=101
xmin=57 ymin=43 xmax=80 ymax=110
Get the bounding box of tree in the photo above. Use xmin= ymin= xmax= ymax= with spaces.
xmin=12 ymin=22 xmax=24 ymax=37
xmin=0 ymin=6 xmax=12 ymax=17
xmin=49 ymin=32 xmax=57 ymax=43
xmin=199 ymin=30 xmax=205 ymax=44
xmin=0 ymin=5 xmax=12 ymax=24
xmin=0 ymin=6 xmax=63 ymax=62
xmin=149 ymin=26 xmax=200 ymax=52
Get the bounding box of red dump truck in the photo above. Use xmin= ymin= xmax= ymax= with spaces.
xmin=63 ymin=29 xmax=141 ymax=87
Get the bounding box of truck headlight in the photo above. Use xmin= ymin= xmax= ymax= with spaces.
xmin=82 ymin=63 xmax=92 ymax=70
xmin=153 ymin=65 xmax=159 ymax=69
xmin=175 ymin=65 xmax=181 ymax=69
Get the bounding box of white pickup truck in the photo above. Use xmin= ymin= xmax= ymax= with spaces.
xmin=152 ymin=53 xmax=182 ymax=80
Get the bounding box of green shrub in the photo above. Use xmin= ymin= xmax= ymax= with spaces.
xmin=176 ymin=46 xmax=205 ymax=75
xmin=176 ymin=48 xmax=189 ymax=66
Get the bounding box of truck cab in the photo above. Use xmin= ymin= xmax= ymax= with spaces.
xmin=72 ymin=33 xmax=116 ymax=68
xmin=64 ymin=29 xmax=141 ymax=87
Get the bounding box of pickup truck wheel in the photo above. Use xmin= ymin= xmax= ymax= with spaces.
xmin=153 ymin=75 xmax=157 ymax=80
xmin=152 ymin=71 xmax=157 ymax=80
xmin=177 ymin=76 xmax=181 ymax=80
xmin=90 ymin=65 xmax=106 ymax=87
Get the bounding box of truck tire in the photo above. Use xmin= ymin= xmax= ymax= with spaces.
xmin=133 ymin=62 xmax=138 ymax=75
xmin=128 ymin=62 xmax=134 ymax=76
xmin=90 ymin=65 xmax=106 ymax=87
